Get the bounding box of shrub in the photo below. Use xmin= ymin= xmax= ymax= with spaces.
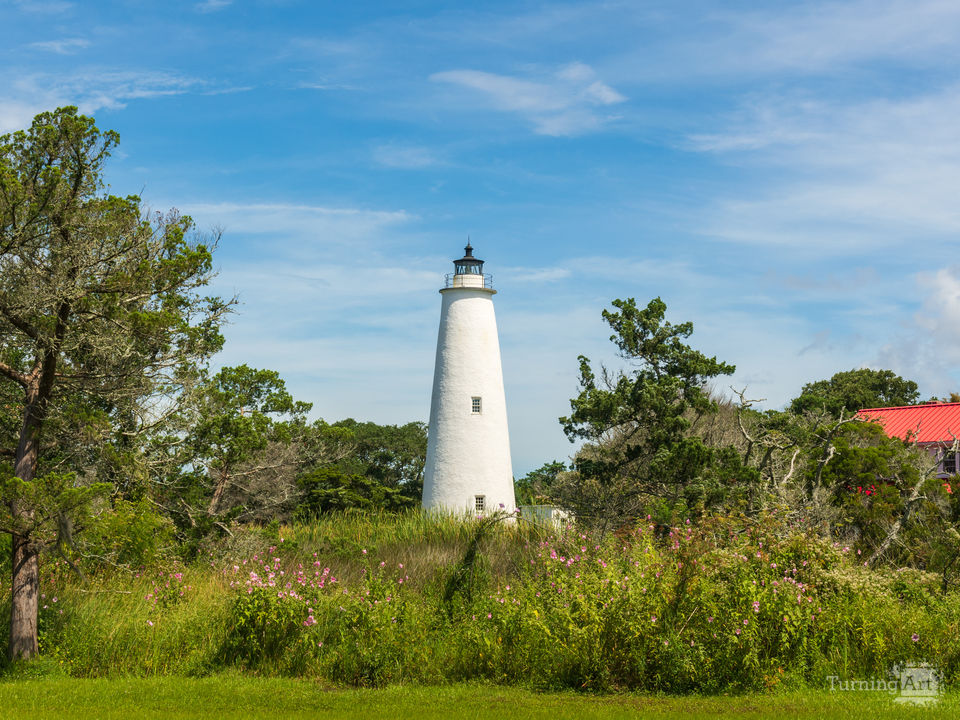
xmin=82 ymin=498 xmax=176 ymax=570
xmin=14 ymin=509 xmax=960 ymax=691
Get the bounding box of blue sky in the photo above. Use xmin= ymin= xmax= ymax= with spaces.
xmin=4 ymin=0 xmax=960 ymax=474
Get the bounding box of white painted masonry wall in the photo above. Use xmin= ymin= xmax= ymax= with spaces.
xmin=422 ymin=282 xmax=516 ymax=514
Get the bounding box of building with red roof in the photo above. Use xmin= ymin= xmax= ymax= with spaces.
xmin=857 ymin=402 xmax=960 ymax=477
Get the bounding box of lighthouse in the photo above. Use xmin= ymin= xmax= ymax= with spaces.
xmin=422 ymin=243 xmax=516 ymax=515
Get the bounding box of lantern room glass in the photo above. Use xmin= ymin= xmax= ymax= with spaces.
xmin=455 ymin=261 xmax=483 ymax=275
xmin=453 ymin=242 xmax=484 ymax=275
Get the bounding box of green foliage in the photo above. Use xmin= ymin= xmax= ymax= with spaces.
xmin=83 ymin=498 xmax=176 ymax=569
xmin=441 ymin=511 xmax=513 ymax=614
xmin=328 ymin=419 xmax=426 ymax=493
xmin=151 ymin=364 xmax=313 ymax=537
xmin=25 ymin=567 xmax=229 ymax=677
xmin=188 ymin=365 xmax=312 ymax=480
xmin=284 ymin=419 xmax=427 ymax=517
xmin=514 ymin=461 xmax=566 ymax=505
xmin=559 ymin=297 xmax=744 ymax=528
xmin=223 ymin=585 xmax=312 ymax=669
xmin=0 ymin=106 xmax=230 ymax=657
xmin=791 ymin=369 xmax=920 ymax=416
xmin=0 ymin=470 xmax=109 ymax=546
xmin=297 ymin=467 xmax=414 ymax=515
xmin=15 ymin=510 xmax=960 ymax=694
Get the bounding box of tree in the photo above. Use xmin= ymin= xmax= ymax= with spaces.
xmin=0 ymin=108 xmax=228 ymax=659
xmin=790 ymin=368 xmax=920 ymax=416
xmin=327 ymin=419 xmax=427 ymax=503
xmin=296 ymin=466 xmax=411 ymax=515
xmin=182 ymin=365 xmax=310 ymax=522
xmin=559 ymin=298 xmax=749 ymax=531
xmin=514 ymin=460 xmax=566 ymax=505
xmin=289 ymin=419 xmax=427 ymax=516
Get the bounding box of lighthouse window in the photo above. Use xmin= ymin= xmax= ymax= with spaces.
xmin=475 ymin=495 xmax=485 ymax=512
xmin=471 ymin=396 xmax=482 ymax=414
xmin=455 ymin=262 xmax=483 ymax=275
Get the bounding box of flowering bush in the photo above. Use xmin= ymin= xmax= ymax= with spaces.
xmin=16 ymin=511 xmax=960 ymax=691
xmin=211 ymin=512 xmax=960 ymax=691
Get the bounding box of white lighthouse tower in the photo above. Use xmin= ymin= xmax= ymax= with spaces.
xmin=422 ymin=243 xmax=516 ymax=515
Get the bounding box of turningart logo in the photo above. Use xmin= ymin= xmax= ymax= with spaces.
xmin=826 ymin=663 xmax=942 ymax=706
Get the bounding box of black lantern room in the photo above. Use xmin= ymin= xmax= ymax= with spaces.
xmin=453 ymin=243 xmax=484 ymax=275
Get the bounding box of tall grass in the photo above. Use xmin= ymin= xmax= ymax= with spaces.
xmin=4 ymin=509 xmax=960 ymax=693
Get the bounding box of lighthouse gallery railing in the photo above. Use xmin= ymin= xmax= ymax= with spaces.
xmin=444 ymin=273 xmax=494 ymax=289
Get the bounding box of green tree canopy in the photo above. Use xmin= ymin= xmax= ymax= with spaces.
xmin=328 ymin=419 xmax=426 ymax=499
xmin=790 ymin=368 xmax=920 ymax=416
xmin=0 ymin=107 xmax=229 ymax=659
xmin=514 ymin=460 xmax=566 ymax=506
xmin=156 ymin=364 xmax=313 ymax=529
xmin=559 ymin=297 xmax=751 ymax=530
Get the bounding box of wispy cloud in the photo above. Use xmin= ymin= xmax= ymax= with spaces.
xmin=592 ymin=0 xmax=960 ymax=83
xmin=714 ymin=0 xmax=960 ymax=75
xmin=297 ymin=81 xmax=358 ymax=91
xmin=499 ymin=266 xmax=571 ymax=284
xmin=27 ymin=38 xmax=89 ymax=54
xmin=372 ymin=144 xmax=441 ymax=169
xmin=12 ymin=0 xmax=74 ymax=14
xmin=0 ymin=101 xmax=49 ymax=136
xmin=430 ymin=62 xmax=625 ymax=136
xmin=179 ymin=202 xmax=415 ymax=258
xmin=201 ymin=86 xmax=254 ymax=96
xmin=195 ymin=0 xmax=232 ymax=13
xmin=877 ymin=267 xmax=960 ymax=392
xmin=913 ymin=268 xmax=960 ymax=362
xmin=689 ymin=85 xmax=960 ymax=250
xmin=0 ymin=70 xmax=224 ymax=132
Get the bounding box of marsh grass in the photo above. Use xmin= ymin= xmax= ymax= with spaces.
xmin=280 ymin=509 xmax=546 ymax=588
xmin=3 ymin=509 xmax=960 ymax=695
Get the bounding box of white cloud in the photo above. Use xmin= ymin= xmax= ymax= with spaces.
xmin=297 ymin=81 xmax=358 ymax=91
xmin=196 ymin=0 xmax=232 ymax=13
xmin=180 ymin=202 xmax=414 ymax=255
xmin=914 ymin=268 xmax=960 ymax=363
xmin=27 ymin=38 xmax=89 ymax=54
xmin=201 ymin=86 xmax=254 ymax=96
xmin=594 ymin=0 xmax=960 ymax=82
xmin=0 ymin=101 xmax=47 ymax=136
xmin=372 ymin=144 xmax=441 ymax=169
xmin=689 ymin=86 xmax=960 ymax=250
xmin=876 ymin=267 xmax=960 ymax=393
xmin=723 ymin=0 xmax=960 ymax=74
xmin=499 ymin=266 xmax=571 ymax=284
xmin=432 ymin=70 xmax=570 ymax=113
xmin=0 ymin=70 xmax=201 ymax=133
xmin=430 ymin=62 xmax=625 ymax=136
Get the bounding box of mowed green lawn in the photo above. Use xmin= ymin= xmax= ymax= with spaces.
xmin=0 ymin=677 xmax=958 ymax=720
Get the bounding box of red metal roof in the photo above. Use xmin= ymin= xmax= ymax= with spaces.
xmin=857 ymin=403 xmax=960 ymax=444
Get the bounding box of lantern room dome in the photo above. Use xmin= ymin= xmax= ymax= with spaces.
xmin=453 ymin=242 xmax=484 ymax=275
